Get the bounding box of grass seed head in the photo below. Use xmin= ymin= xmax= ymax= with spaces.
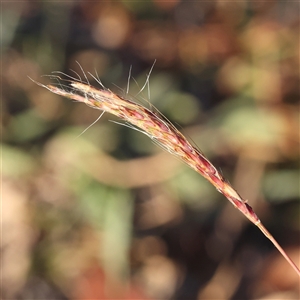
xmin=32 ymin=70 xmax=300 ymax=276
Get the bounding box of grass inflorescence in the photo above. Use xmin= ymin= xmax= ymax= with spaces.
xmin=31 ymin=67 xmax=300 ymax=277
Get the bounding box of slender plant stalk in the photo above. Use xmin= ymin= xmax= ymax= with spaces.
xmin=31 ymin=72 xmax=300 ymax=276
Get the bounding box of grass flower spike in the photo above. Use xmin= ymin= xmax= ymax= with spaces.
xmin=31 ymin=68 xmax=300 ymax=277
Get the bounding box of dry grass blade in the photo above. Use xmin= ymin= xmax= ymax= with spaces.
xmin=31 ymin=73 xmax=300 ymax=276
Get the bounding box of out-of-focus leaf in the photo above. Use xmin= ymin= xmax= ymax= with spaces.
xmin=101 ymin=188 xmax=133 ymax=277
xmin=263 ymin=170 xmax=300 ymax=202
xmin=1 ymin=7 xmax=21 ymax=49
xmin=213 ymin=99 xmax=286 ymax=148
xmin=75 ymin=181 xmax=110 ymax=228
xmin=170 ymin=168 xmax=218 ymax=212
xmin=162 ymin=91 xmax=201 ymax=124
xmin=2 ymin=145 xmax=35 ymax=177
xmin=8 ymin=109 xmax=51 ymax=142
xmin=75 ymin=182 xmax=133 ymax=277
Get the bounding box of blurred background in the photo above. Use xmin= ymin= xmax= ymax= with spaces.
xmin=2 ymin=1 xmax=299 ymax=299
